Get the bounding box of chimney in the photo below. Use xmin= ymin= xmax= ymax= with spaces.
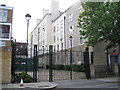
xmin=51 ymin=0 xmax=59 ymax=21
xmin=43 ymin=9 xmax=49 ymax=18
xmin=36 ymin=19 xmax=41 ymax=25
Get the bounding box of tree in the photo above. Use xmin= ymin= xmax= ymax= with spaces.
xmin=78 ymin=1 xmax=120 ymax=50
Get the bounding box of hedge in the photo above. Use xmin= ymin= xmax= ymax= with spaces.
xmin=46 ymin=64 xmax=84 ymax=72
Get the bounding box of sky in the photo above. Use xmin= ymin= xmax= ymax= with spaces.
xmin=0 ymin=0 xmax=78 ymax=42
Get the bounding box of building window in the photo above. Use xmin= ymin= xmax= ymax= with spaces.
xmin=57 ymin=44 xmax=59 ymax=51
xmin=0 ymin=25 xmax=10 ymax=39
xmin=43 ymin=39 xmax=44 ymax=45
xmin=80 ymin=52 xmax=84 ymax=62
xmin=60 ymin=31 xmax=63 ymax=40
xmin=69 ymin=39 xmax=74 ymax=48
xmin=61 ymin=20 xmax=63 ymax=28
xmin=54 ymin=26 xmax=55 ymax=33
xmin=41 ymin=32 xmax=42 ymax=38
xmin=78 ymin=6 xmax=83 ymax=13
xmin=0 ymin=10 xmax=8 ymax=22
xmin=54 ymin=46 xmax=56 ymax=51
xmin=41 ymin=41 xmax=42 ymax=46
xmin=57 ymin=34 xmax=59 ymax=41
xmin=54 ymin=36 xmax=56 ymax=43
xmin=38 ymin=27 xmax=40 ymax=33
xmin=57 ymin=24 xmax=59 ymax=31
xmin=43 ymin=31 xmax=44 ymax=37
xmin=61 ymin=43 xmax=63 ymax=50
xmin=69 ymin=26 xmax=73 ymax=35
xmin=79 ymin=36 xmax=84 ymax=45
xmin=69 ymin=14 xmax=73 ymax=22
xmin=43 ymin=27 xmax=45 ymax=31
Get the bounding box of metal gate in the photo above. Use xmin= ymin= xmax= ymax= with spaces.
xmin=38 ymin=45 xmax=86 ymax=82
xmin=11 ymin=41 xmax=38 ymax=82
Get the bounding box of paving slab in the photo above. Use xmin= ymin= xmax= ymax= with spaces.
xmin=96 ymin=77 xmax=119 ymax=83
xmin=1 ymin=81 xmax=57 ymax=89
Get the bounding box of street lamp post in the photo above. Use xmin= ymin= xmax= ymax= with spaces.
xmin=25 ymin=13 xmax=31 ymax=74
xmin=70 ymin=36 xmax=72 ymax=80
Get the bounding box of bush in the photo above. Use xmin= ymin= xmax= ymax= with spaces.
xmin=63 ymin=65 xmax=71 ymax=71
xmin=73 ymin=64 xmax=84 ymax=72
xmin=55 ymin=64 xmax=64 ymax=70
xmin=46 ymin=64 xmax=84 ymax=72
xmin=72 ymin=64 xmax=78 ymax=72
xmin=46 ymin=64 xmax=64 ymax=70
xmin=15 ymin=72 xmax=33 ymax=83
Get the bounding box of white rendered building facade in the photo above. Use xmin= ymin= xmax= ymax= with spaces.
xmin=28 ymin=0 xmax=88 ymax=64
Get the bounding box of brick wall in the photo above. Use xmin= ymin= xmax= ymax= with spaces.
xmin=1 ymin=48 xmax=12 ymax=83
xmin=0 ymin=44 xmax=12 ymax=83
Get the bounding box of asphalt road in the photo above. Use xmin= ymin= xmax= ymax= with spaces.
xmin=55 ymin=79 xmax=119 ymax=89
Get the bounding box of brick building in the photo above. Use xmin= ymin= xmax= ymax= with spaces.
xmin=0 ymin=4 xmax=13 ymax=83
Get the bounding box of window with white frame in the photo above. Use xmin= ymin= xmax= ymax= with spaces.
xmin=57 ymin=34 xmax=59 ymax=41
xmin=69 ymin=26 xmax=73 ymax=35
xmin=41 ymin=40 xmax=42 ymax=46
xmin=61 ymin=43 xmax=63 ymax=50
xmin=80 ymin=52 xmax=84 ymax=61
xmin=38 ymin=27 xmax=40 ymax=33
xmin=38 ymin=27 xmax=40 ymax=38
xmin=54 ymin=36 xmax=56 ymax=43
xmin=69 ymin=14 xmax=73 ymax=22
xmin=57 ymin=24 xmax=59 ymax=31
xmin=78 ymin=6 xmax=83 ymax=13
xmin=69 ymin=39 xmax=74 ymax=48
xmin=0 ymin=25 xmax=10 ymax=39
xmin=43 ymin=31 xmax=44 ymax=37
xmin=43 ymin=39 xmax=45 ymax=45
xmin=57 ymin=44 xmax=59 ymax=51
xmin=54 ymin=46 xmax=56 ymax=51
xmin=54 ymin=26 xmax=55 ymax=33
xmin=0 ymin=10 xmax=8 ymax=22
xmin=61 ymin=30 xmax=64 ymax=40
xmin=61 ymin=20 xmax=63 ymax=28
xmin=40 ymin=32 xmax=41 ymax=38
xmin=43 ymin=27 xmax=45 ymax=31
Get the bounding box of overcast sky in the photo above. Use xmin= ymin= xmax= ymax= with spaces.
xmin=0 ymin=0 xmax=78 ymax=42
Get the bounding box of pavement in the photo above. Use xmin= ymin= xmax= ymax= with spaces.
xmin=1 ymin=77 xmax=119 ymax=89
xmin=96 ymin=77 xmax=119 ymax=83
xmin=2 ymin=81 xmax=57 ymax=89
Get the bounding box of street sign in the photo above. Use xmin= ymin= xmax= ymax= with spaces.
xmin=78 ymin=61 xmax=82 ymax=65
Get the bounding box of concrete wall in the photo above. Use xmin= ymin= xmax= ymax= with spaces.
xmin=93 ymin=42 xmax=107 ymax=65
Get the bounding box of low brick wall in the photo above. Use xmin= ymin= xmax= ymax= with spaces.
xmin=38 ymin=69 xmax=86 ymax=81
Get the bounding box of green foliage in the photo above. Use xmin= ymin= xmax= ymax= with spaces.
xmin=63 ymin=65 xmax=71 ymax=71
xmin=72 ymin=64 xmax=84 ymax=72
xmin=15 ymin=72 xmax=33 ymax=83
xmin=53 ymin=64 xmax=64 ymax=70
xmin=78 ymin=1 xmax=120 ymax=49
xmin=46 ymin=64 xmax=84 ymax=72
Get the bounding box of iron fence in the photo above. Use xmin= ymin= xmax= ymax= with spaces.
xmin=12 ymin=44 xmax=119 ymax=82
xmin=37 ymin=49 xmax=86 ymax=81
xmin=94 ymin=65 xmax=117 ymax=78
